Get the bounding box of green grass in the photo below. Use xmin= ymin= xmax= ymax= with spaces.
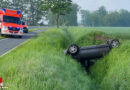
xmin=0 ymin=27 xmax=130 ymax=90
xmin=68 ymin=27 xmax=130 ymax=90
xmin=0 ymin=28 xmax=94 ymax=90
xmin=29 ymin=27 xmax=47 ymax=32
xmin=0 ymin=36 xmax=4 ymax=39
xmin=70 ymin=27 xmax=130 ymax=40
xmin=90 ymin=41 xmax=130 ymax=90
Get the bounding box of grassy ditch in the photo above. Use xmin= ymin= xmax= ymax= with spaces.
xmin=90 ymin=41 xmax=130 ymax=90
xmin=0 ymin=27 xmax=130 ymax=90
xmin=0 ymin=28 xmax=95 ymax=90
xmin=68 ymin=27 xmax=130 ymax=90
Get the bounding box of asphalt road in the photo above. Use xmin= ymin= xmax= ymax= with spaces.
xmin=0 ymin=29 xmax=46 ymax=56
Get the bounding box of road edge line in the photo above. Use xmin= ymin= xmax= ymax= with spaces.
xmin=0 ymin=29 xmax=47 ymax=58
xmin=0 ymin=39 xmax=30 ymax=58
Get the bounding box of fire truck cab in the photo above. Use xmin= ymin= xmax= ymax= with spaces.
xmin=0 ymin=8 xmax=23 ymax=38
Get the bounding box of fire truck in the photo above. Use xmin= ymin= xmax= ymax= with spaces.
xmin=0 ymin=8 xmax=23 ymax=38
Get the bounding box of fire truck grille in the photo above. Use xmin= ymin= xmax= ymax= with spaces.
xmin=8 ymin=27 xmax=20 ymax=31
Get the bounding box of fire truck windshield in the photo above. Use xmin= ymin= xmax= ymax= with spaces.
xmin=3 ymin=15 xmax=20 ymax=24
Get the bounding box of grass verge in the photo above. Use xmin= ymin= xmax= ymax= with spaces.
xmin=0 ymin=28 xmax=95 ymax=90
xmin=68 ymin=27 xmax=130 ymax=90
xmin=29 ymin=27 xmax=47 ymax=32
xmin=0 ymin=27 xmax=130 ymax=90
xmin=90 ymin=41 xmax=130 ymax=90
xmin=0 ymin=36 xmax=4 ymax=39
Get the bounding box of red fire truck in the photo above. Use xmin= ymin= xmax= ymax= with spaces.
xmin=0 ymin=8 xmax=23 ymax=38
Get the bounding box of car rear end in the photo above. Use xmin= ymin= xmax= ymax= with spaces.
xmin=21 ymin=21 xmax=28 ymax=33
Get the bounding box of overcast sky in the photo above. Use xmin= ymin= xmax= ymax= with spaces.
xmin=73 ymin=0 xmax=130 ymax=22
xmin=73 ymin=0 xmax=130 ymax=11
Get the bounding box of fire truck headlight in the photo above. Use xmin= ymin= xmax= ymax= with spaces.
xmin=2 ymin=26 xmax=8 ymax=31
xmin=16 ymin=27 xmax=20 ymax=30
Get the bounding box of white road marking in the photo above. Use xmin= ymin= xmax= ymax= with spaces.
xmin=0 ymin=39 xmax=29 ymax=58
xmin=0 ymin=29 xmax=47 ymax=57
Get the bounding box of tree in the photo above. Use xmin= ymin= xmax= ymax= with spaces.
xmin=63 ymin=3 xmax=79 ymax=26
xmin=27 ymin=0 xmax=45 ymax=25
xmin=0 ymin=0 xmax=11 ymax=9
xmin=47 ymin=3 xmax=79 ymax=26
xmin=104 ymin=12 xmax=120 ymax=26
xmin=119 ymin=9 xmax=130 ymax=26
xmin=0 ymin=0 xmax=45 ymax=26
xmin=91 ymin=11 xmax=102 ymax=26
xmin=40 ymin=0 xmax=72 ymax=28
xmin=80 ymin=6 xmax=107 ymax=27
xmin=80 ymin=10 xmax=92 ymax=26
xmin=97 ymin=6 xmax=107 ymax=26
xmin=81 ymin=6 xmax=130 ymax=27
xmin=9 ymin=0 xmax=28 ymax=19
xmin=98 ymin=6 xmax=107 ymax=17
xmin=47 ymin=11 xmax=56 ymax=26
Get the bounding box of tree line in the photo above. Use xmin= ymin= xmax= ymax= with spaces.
xmin=46 ymin=3 xmax=79 ymax=27
xmin=81 ymin=6 xmax=130 ymax=27
xmin=0 ymin=0 xmax=45 ymax=26
xmin=0 ymin=0 xmax=78 ymax=27
xmin=1 ymin=0 xmax=130 ymax=27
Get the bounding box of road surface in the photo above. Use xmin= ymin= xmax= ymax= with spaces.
xmin=0 ymin=29 xmax=46 ymax=56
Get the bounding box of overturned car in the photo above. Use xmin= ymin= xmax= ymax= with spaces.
xmin=64 ymin=39 xmax=120 ymax=71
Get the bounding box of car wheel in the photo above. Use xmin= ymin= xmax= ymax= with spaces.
xmin=67 ymin=44 xmax=80 ymax=55
xmin=107 ymin=39 xmax=120 ymax=48
xmin=23 ymin=30 xmax=25 ymax=33
xmin=24 ymin=30 xmax=28 ymax=33
xmin=26 ymin=29 xmax=28 ymax=33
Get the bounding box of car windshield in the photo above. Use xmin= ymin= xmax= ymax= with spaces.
xmin=3 ymin=15 xmax=20 ymax=24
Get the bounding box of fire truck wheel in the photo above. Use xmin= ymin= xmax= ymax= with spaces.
xmin=67 ymin=44 xmax=80 ymax=55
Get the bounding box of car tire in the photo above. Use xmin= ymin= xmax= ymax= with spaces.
xmin=26 ymin=30 xmax=28 ymax=33
xmin=107 ymin=39 xmax=120 ymax=48
xmin=23 ymin=30 xmax=26 ymax=33
xmin=67 ymin=44 xmax=80 ymax=55
xmin=24 ymin=29 xmax=28 ymax=33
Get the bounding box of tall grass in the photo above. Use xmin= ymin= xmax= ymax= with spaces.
xmin=0 ymin=27 xmax=130 ymax=90
xmin=69 ymin=27 xmax=130 ymax=40
xmin=0 ymin=28 xmax=94 ymax=90
xmin=68 ymin=27 xmax=130 ymax=90
xmin=90 ymin=41 xmax=130 ymax=90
